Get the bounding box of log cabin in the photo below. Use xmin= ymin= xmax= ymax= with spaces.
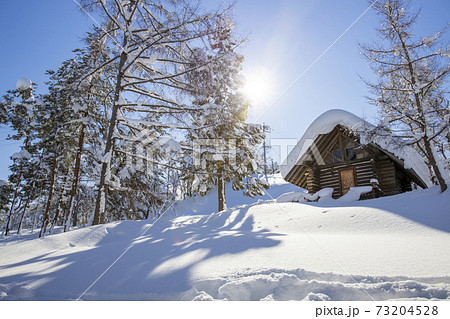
xmin=280 ymin=109 xmax=431 ymax=199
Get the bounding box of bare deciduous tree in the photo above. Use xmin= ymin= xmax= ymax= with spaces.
xmin=361 ymin=0 xmax=450 ymax=192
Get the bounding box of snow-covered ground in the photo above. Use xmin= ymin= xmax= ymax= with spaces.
xmin=1 ymin=175 xmax=449 ymax=301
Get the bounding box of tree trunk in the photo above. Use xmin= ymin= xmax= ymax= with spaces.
xmin=4 ymin=167 xmax=23 ymax=236
xmin=72 ymin=192 xmax=79 ymax=228
xmin=127 ymin=191 xmax=135 ymax=220
xmin=50 ymin=195 xmax=62 ymax=234
xmin=31 ymin=195 xmax=42 ymax=234
xmin=65 ymin=124 xmax=85 ymax=232
xmin=423 ymin=138 xmax=448 ymax=192
xmin=17 ymin=184 xmax=33 ymax=235
xmin=5 ymin=137 xmax=32 ymax=236
xmin=217 ymin=160 xmax=226 ymax=212
xmin=92 ymin=39 xmax=128 ymax=226
xmin=50 ymin=170 xmax=70 ymax=233
xmin=40 ymin=156 xmax=57 ymax=238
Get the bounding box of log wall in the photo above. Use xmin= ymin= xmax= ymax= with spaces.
xmin=318 ymin=159 xmax=376 ymax=197
xmin=374 ymin=155 xmax=398 ymax=196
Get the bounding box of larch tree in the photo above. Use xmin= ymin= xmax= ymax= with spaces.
xmin=361 ymin=0 xmax=450 ymax=192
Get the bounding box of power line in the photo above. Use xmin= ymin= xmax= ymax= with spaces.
xmin=252 ymin=1 xmax=378 ymax=124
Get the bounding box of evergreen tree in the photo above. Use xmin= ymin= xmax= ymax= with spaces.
xmin=45 ymin=29 xmax=114 ymax=231
xmin=0 ymin=29 xmax=113 ymax=235
xmin=0 ymin=181 xmax=11 ymax=211
xmin=0 ymin=181 xmax=13 ymax=227
xmin=0 ymin=1 xmax=261 ymax=233
xmin=182 ymin=18 xmax=268 ymax=211
xmin=78 ymin=0 xmax=237 ymax=224
xmin=1 ymin=82 xmax=40 ymax=236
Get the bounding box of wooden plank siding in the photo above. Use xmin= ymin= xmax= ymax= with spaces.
xmin=283 ymin=124 xmax=421 ymax=199
xmin=285 ymin=126 xmax=344 ymax=190
xmin=319 ymin=159 xmax=376 ymax=198
xmin=306 ymin=168 xmax=321 ymax=193
xmin=374 ymin=156 xmax=398 ymax=196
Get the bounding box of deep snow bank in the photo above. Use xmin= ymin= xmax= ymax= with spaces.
xmin=0 ymin=181 xmax=449 ymax=301
xmin=173 ymin=173 xmax=304 ymax=215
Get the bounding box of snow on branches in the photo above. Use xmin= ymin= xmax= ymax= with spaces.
xmin=361 ymin=0 xmax=450 ymax=192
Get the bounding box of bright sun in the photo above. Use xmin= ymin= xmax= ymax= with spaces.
xmin=241 ymin=69 xmax=273 ymax=105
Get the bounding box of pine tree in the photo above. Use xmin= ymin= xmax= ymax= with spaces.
xmin=0 ymin=181 xmax=13 ymax=229
xmin=1 ymin=1 xmax=249 ymax=232
xmin=1 ymin=29 xmax=113 ymax=236
xmin=49 ymin=29 xmax=114 ymax=231
xmin=361 ymin=0 xmax=450 ymax=192
xmin=1 ymin=82 xmax=40 ymax=236
xmin=33 ymin=62 xmax=97 ymax=236
xmin=182 ymin=18 xmax=269 ymax=211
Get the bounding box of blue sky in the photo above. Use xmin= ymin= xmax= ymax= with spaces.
xmin=0 ymin=0 xmax=449 ymax=179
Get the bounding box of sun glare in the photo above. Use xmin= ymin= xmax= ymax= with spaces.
xmin=241 ymin=69 xmax=274 ymax=105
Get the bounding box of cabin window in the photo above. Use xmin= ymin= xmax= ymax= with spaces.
xmin=323 ymin=130 xmax=370 ymax=165
xmin=356 ymin=152 xmax=365 ymax=160
xmin=346 ymin=147 xmax=356 ymax=161
xmin=332 ymin=150 xmax=342 ymax=163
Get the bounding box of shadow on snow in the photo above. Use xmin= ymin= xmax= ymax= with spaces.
xmin=0 ymin=202 xmax=282 ymax=300
xmin=301 ymin=188 xmax=450 ymax=233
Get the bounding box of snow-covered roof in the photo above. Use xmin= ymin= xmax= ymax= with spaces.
xmin=280 ymin=109 xmax=432 ymax=187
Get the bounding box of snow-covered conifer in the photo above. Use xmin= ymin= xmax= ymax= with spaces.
xmin=0 ymin=81 xmax=42 ymax=236
xmin=77 ymin=0 xmax=239 ymax=224
xmin=182 ymin=18 xmax=268 ymax=211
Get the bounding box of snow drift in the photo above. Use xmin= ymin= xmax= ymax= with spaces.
xmin=0 ymin=176 xmax=449 ymax=301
